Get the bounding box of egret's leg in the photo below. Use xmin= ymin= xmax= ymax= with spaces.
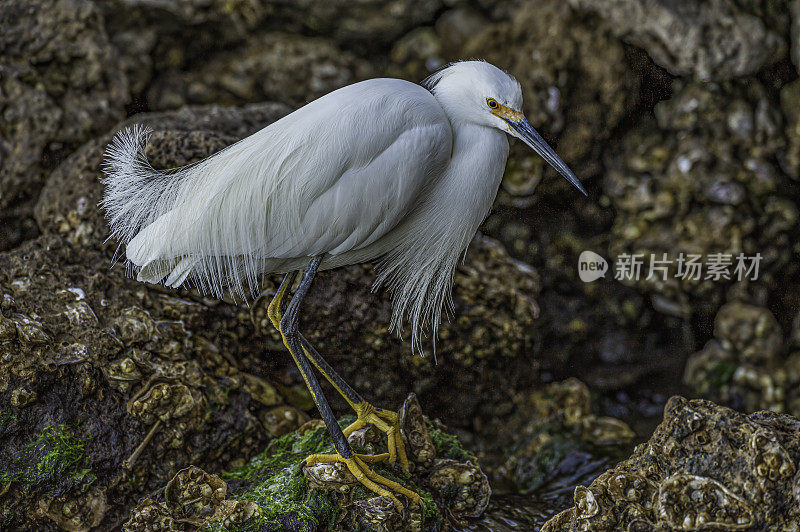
xmin=270 ymin=258 xmax=420 ymax=510
xmin=297 ymin=336 xmax=410 ymax=472
xmin=267 ymin=265 xmax=410 ymax=472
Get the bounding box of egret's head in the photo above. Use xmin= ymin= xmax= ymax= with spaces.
xmin=423 ymin=60 xmax=586 ymax=195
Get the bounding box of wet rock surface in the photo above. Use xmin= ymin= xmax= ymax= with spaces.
xmin=0 ymin=236 xmax=280 ymax=530
xmin=0 ymin=232 xmax=539 ymax=528
xmin=123 ymin=395 xmax=489 ymax=532
xmin=543 ymin=396 xmax=800 ymax=530
xmin=489 ymin=379 xmax=635 ymax=496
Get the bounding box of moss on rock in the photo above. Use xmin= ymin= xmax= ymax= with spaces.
xmin=0 ymin=423 xmax=95 ymax=492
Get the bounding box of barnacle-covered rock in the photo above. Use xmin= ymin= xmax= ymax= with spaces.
xmin=542 ymin=396 xmax=800 ymax=530
xmin=426 ymin=458 xmax=491 ymax=518
xmin=685 ymin=301 xmax=800 ymax=417
xmin=0 ymin=0 xmax=129 ymax=250
xmin=122 ymin=498 xmax=176 ymax=532
xmin=123 ymin=397 xmax=487 ymax=531
xmin=36 ymin=485 xmax=108 ymax=532
xmin=164 ymin=466 xmax=226 ymax=520
xmin=399 ymin=393 xmax=436 ymax=469
xmin=494 ymin=379 xmax=635 ymax=494
xmin=127 ymin=382 xmax=199 ymax=424
xmin=605 ymin=80 xmax=798 ymax=317
xmin=148 ymin=32 xmax=373 ymax=110
xmin=568 ymin=0 xmax=787 ymax=80
xmin=103 ymin=0 xmax=441 ymax=49
xmin=0 ymin=236 xmax=286 ymax=530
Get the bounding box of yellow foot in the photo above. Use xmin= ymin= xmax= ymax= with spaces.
xmin=304 ymin=453 xmax=422 ymax=510
xmin=344 ymin=402 xmax=410 ymax=472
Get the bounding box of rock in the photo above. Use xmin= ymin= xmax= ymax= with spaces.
xmin=147 ymin=33 xmax=374 ymax=110
xmin=98 ymin=0 xmax=441 ymax=81
xmin=793 ymin=1 xmax=800 ymax=73
xmin=684 ymin=301 xmax=800 ymax=417
xmin=605 ymin=79 xmax=798 ymax=318
xmin=0 ymin=0 xmax=129 ymax=250
xmin=568 ymin=0 xmax=787 ymax=80
xmin=543 ymin=396 xmax=800 ymax=530
xmin=0 ymin=236 xmax=288 ymax=530
xmin=124 ymin=397 xmax=489 ymax=531
xmin=492 ymin=379 xmax=635 ymax=494
xmin=124 ymin=466 xmax=261 ymax=531
xmin=98 ymin=0 xmax=268 ymax=45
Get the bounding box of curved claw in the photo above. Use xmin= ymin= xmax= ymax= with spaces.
xmin=344 ymin=402 xmax=410 ymax=473
xmin=304 ymin=453 xmax=421 ymax=510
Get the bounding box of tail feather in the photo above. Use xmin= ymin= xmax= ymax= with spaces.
xmin=101 ymin=125 xmax=205 ymax=289
xmin=165 ymin=256 xmax=200 ymax=287
xmin=101 ymin=123 xmax=296 ymax=300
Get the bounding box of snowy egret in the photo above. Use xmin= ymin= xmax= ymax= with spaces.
xmin=101 ymin=60 xmax=586 ymax=509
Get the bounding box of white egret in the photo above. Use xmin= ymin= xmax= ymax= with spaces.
xmin=101 ymin=60 xmax=586 ymax=509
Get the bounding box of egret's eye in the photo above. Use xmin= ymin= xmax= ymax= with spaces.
xmin=487 ymin=98 xmax=499 ymax=109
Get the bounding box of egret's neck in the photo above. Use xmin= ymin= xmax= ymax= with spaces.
xmin=440 ymin=121 xmax=508 ymax=237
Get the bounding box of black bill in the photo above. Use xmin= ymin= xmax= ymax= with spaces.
xmin=506 ymin=117 xmax=587 ymax=196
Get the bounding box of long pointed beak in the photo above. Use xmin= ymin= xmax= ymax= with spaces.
xmin=506 ymin=117 xmax=587 ymax=196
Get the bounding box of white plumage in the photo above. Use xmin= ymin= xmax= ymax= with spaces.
xmin=101 ymin=61 xmax=585 ymax=353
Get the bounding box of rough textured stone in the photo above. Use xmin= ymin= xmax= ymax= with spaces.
xmin=685 ymin=301 xmax=800 ymax=418
xmin=491 ymin=379 xmax=635 ymax=495
xmin=605 ymin=80 xmax=798 ymax=318
xmin=147 ymin=33 xmax=373 ymax=110
xmin=543 ymin=396 xmax=800 ymax=530
xmin=0 ymin=236 xmax=285 ymax=530
xmin=568 ymin=0 xmax=787 ymax=80
xmin=0 ymin=0 xmax=129 ymax=250
xmin=123 ymin=400 xmax=488 ymax=531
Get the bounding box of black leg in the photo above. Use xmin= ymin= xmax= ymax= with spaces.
xmin=298 ymin=333 xmax=365 ymax=406
xmin=268 ymin=258 xmax=422 ymax=509
xmin=279 ymin=257 xmax=352 ymax=459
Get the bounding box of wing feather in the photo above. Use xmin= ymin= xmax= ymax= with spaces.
xmin=102 ymin=79 xmax=452 ymax=300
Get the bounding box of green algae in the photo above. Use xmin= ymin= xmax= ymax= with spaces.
xmin=428 ymin=423 xmax=476 ymax=463
xmin=210 ymin=417 xmax=445 ymax=531
xmin=0 ymin=424 xmax=95 ymax=492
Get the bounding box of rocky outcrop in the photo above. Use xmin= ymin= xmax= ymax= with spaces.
xmin=0 ymin=0 xmax=129 ymax=250
xmin=147 ymin=33 xmax=374 ymax=110
xmin=568 ymin=0 xmax=787 ymax=80
xmin=123 ymin=395 xmax=490 ymax=531
xmin=543 ymin=396 xmax=800 ymax=530
xmin=605 ymin=80 xmax=799 ymax=318
xmin=685 ymin=301 xmax=800 ymax=418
